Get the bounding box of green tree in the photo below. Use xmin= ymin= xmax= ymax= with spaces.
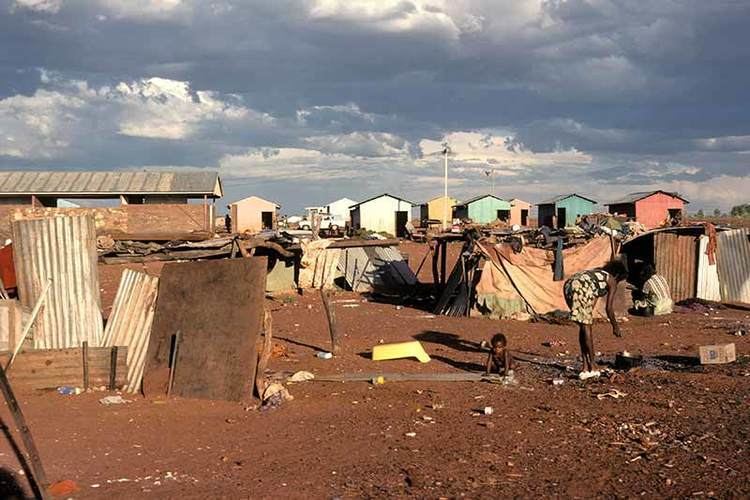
xmin=695 ymin=209 xmax=704 ymax=217
xmin=730 ymin=204 xmax=750 ymax=217
xmin=713 ymin=208 xmax=722 ymax=217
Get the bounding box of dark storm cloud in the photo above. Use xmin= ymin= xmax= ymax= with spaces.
xmin=1 ymin=0 xmax=749 ymax=211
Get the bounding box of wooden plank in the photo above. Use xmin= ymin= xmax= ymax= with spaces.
xmin=143 ymin=258 xmax=266 ymax=401
xmin=326 ymin=238 xmax=401 ymax=249
xmin=108 ymin=231 xmax=213 ymax=242
xmin=313 ymin=372 xmax=506 ymax=382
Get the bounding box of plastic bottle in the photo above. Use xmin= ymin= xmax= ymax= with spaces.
xmin=57 ymin=386 xmax=82 ymax=395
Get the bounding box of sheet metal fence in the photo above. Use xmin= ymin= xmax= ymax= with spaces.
xmin=102 ymin=269 xmax=159 ymax=393
xmin=12 ymin=214 xmax=103 ymax=349
xmin=716 ymin=228 xmax=750 ymax=304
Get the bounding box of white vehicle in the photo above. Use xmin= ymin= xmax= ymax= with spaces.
xmin=299 ymin=214 xmax=345 ymax=235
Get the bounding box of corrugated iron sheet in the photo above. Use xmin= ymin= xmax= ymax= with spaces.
xmin=102 ymin=270 xmax=159 ymax=393
xmin=338 ymin=246 xmax=417 ymax=292
xmin=716 ymin=228 xmax=750 ymax=305
xmin=0 ymin=171 xmax=220 ymax=196
xmin=697 ymin=235 xmax=721 ymax=301
xmin=12 ymin=215 xmax=104 ymax=349
xmin=654 ymin=232 xmax=697 ymax=302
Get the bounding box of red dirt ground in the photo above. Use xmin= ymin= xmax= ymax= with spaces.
xmin=0 ymin=244 xmax=748 ymax=499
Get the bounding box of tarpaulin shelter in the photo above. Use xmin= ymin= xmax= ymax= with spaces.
xmin=474 ymin=236 xmax=616 ymax=319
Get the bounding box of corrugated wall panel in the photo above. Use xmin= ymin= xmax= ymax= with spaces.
xmin=102 ymin=270 xmax=159 ymax=393
xmin=12 ymin=215 xmax=103 ymax=349
xmin=716 ymin=229 xmax=750 ymax=304
xmin=697 ymin=235 xmax=721 ymax=301
xmin=654 ymin=233 xmax=697 ymax=302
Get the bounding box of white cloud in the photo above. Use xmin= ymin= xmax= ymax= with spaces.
xmin=419 ymin=130 xmax=592 ymax=169
xmin=308 ymin=0 xmax=462 ymax=39
xmin=13 ymin=0 xmax=62 ymax=13
xmin=303 ymin=132 xmax=410 ymax=157
xmin=0 ymin=75 xmax=271 ymax=158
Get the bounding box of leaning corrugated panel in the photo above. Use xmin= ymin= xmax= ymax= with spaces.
xmin=696 ymin=235 xmax=721 ymax=301
xmin=654 ymin=232 xmax=698 ymax=302
xmin=102 ymin=269 xmax=159 ymax=394
xmin=11 ymin=214 xmax=104 ymax=349
xmin=716 ymin=228 xmax=750 ymax=305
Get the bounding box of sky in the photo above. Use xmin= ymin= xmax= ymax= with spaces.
xmin=1 ymin=0 xmax=749 ymax=214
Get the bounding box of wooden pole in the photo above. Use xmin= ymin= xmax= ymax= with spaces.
xmin=108 ymin=346 xmax=118 ymax=391
xmin=440 ymin=240 xmax=447 ymax=286
xmin=6 ymin=279 xmax=52 ymax=371
xmin=82 ymin=341 xmax=89 ymax=391
xmin=255 ymin=306 xmax=273 ymax=399
xmin=413 ymin=242 xmax=432 ymax=281
xmin=431 ymin=241 xmax=439 ymax=286
xmin=0 ymin=365 xmax=49 ymax=499
xmin=319 ymin=289 xmax=340 ymax=355
xmin=167 ymin=331 xmax=181 ymax=398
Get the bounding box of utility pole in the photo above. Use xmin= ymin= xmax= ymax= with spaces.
xmin=442 ymin=143 xmax=450 ymax=231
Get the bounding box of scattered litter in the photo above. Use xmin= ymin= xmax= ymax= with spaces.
xmin=395 ymin=305 xmax=403 ymax=310
xmin=596 ymin=389 xmax=628 ymax=400
xmin=57 ymin=386 xmax=82 ymax=396
xmin=99 ymin=395 xmax=132 ymax=405
xmin=550 ymin=378 xmax=565 ymax=386
xmin=371 ymin=376 xmax=385 ymax=385
xmin=315 ymin=351 xmax=333 ymax=360
xmin=483 ymin=406 xmax=494 ymax=415
xmin=342 ymin=304 xmax=360 ymax=308
xmin=262 ymin=383 xmax=294 ymax=410
xmin=699 ymin=343 xmax=736 ymax=364
xmin=578 ymin=370 xmax=601 ymax=380
xmin=372 ymin=341 xmax=431 ymax=363
xmin=405 ymin=432 xmax=416 ymax=437
xmin=49 ymin=479 xmax=79 ymax=496
xmin=542 ymin=340 xmax=567 ymax=348
xmin=287 ymin=371 xmax=315 ymax=383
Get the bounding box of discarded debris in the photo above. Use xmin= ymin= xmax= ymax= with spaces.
xmin=578 ymin=370 xmax=601 ymax=381
xmin=550 ymin=378 xmax=565 ymax=386
xmin=315 ymin=351 xmax=333 ymax=360
xmin=99 ymin=395 xmax=132 ymax=405
xmin=372 ymin=341 xmax=431 ymax=363
xmin=287 ymin=371 xmax=315 ymax=383
xmin=596 ymin=389 xmax=628 ymax=400
xmin=48 ymin=479 xmax=80 ymax=497
xmin=699 ymin=343 xmax=736 ymax=364
xmin=262 ymin=383 xmax=294 ymax=410
xmin=57 ymin=386 xmax=82 ymax=396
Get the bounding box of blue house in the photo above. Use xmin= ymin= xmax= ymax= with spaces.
xmin=537 ymin=193 xmax=597 ymax=228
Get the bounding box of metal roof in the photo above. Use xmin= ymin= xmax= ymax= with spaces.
xmin=605 ymin=190 xmax=689 ymax=205
xmin=454 ymin=194 xmax=507 ymax=207
xmin=537 ymin=193 xmax=598 ymax=205
xmin=349 ymin=193 xmax=415 ymax=208
xmin=0 ymin=171 xmax=223 ymax=197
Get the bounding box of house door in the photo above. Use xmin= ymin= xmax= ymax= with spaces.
xmin=556 ymin=207 xmax=566 ymax=229
xmin=521 ymin=209 xmax=528 ymax=226
xmin=261 ymin=211 xmax=274 ymax=229
xmin=497 ymin=209 xmax=510 ymax=222
xmin=395 ymin=211 xmax=409 ymax=238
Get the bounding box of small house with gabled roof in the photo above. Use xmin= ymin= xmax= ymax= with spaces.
xmin=537 ymin=193 xmax=597 ymax=228
xmin=606 ymin=190 xmax=689 ymax=229
xmin=350 ymin=193 xmax=414 ymax=237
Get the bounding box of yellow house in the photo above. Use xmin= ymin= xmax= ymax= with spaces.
xmin=509 ymin=198 xmax=532 ymax=226
xmin=426 ymin=195 xmax=458 ymax=227
xmin=229 ymin=196 xmax=280 ymax=233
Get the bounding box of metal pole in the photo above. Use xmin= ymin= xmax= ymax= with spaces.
xmin=443 ymin=147 xmax=448 ymax=230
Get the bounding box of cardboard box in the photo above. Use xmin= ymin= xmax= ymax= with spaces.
xmin=699 ymin=343 xmax=736 ymax=365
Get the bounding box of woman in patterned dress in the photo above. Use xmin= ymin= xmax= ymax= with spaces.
xmin=564 ymin=259 xmax=629 ymax=375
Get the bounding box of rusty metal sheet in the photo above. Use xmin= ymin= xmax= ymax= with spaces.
xmin=102 ymin=270 xmax=159 ymax=394
xmin=654 ymin=232 xmax=697 ymax=302
xmin=143 ymin=258 xmax=266 ymax=401
xmin=716 ymin=229 xmax=750 ymax=304
xmin=338 ymin=246 xmax=417 ymax=293
xmin=11 ymin=214 xmax=103 ymax=349
xmin=696 ymin=235 xmax=721 ymax=302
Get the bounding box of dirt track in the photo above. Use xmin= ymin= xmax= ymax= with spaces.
xmin=0 ymin=245 xmax=748 ymax=499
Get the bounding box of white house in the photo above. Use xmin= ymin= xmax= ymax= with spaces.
xmin=350 ymin=193 xmax=414 ymax=237
xmin=325 ymin=197 xmax=359 ymax=223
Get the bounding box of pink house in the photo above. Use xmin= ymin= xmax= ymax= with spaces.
xmin=606 ymin=191 xmax=689 ymax=228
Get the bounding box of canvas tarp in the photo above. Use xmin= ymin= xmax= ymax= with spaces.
xmin=475 ymin=236 xmax=615 ymax=319
xmin=298 ymin=239 xmax=341 ymax=289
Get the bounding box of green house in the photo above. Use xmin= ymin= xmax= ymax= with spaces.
xmin=537 ymin=193 xmax=597 ymax=228
xmin=453 ymin=195 xmax=512 ymax=224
